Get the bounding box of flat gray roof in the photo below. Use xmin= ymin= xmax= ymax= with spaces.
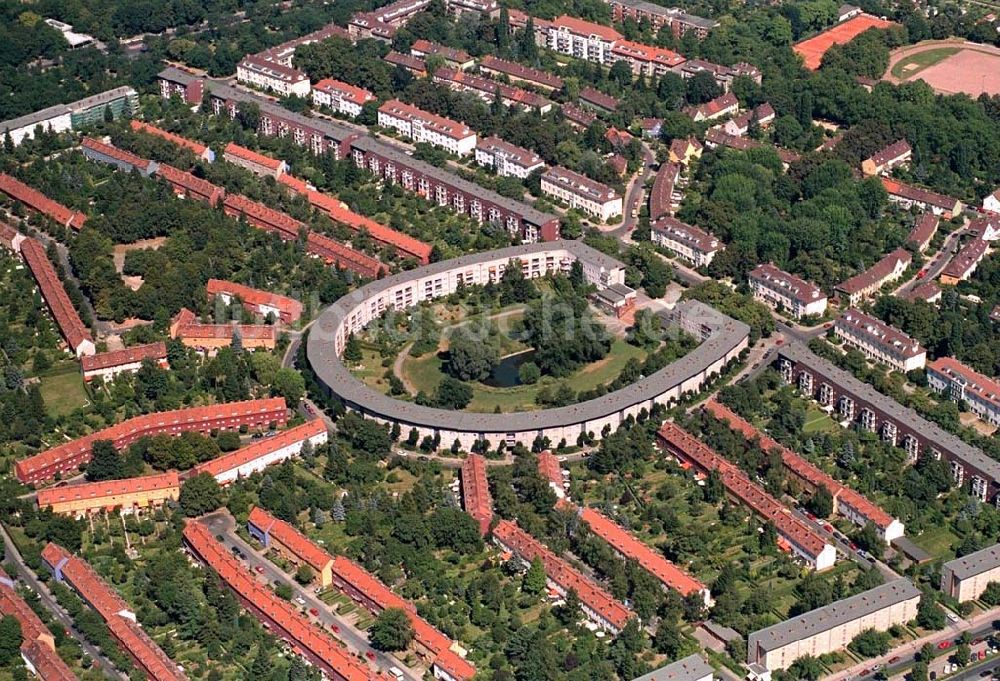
xmin=748 ymin=579 xmax=920 ymax=654
xmin=631 ymin=654 xmax=714 ymax=681
xmin=943 ymin=542 xmax=1000 ymax=580
xmin=0 ymin=86 xmax=137 ymax=134
xmin=778 ymin=341 xmax=1000 ymax=483
xmin=306 ymin=242 xmax=749 ymax=433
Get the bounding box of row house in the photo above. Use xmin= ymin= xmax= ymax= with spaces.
xmin=130 ymin=120 xmax=214 ymax=162
xmin=0 ymin=567 xmax=78 ymax=679
xmin=20 ymin=238 xmax=95 ymax=357
xmin=377 ymin=99 xmax=477 ymax=156
xmin=579 ymin=86 xmax=620 ymax=114
xmin=903 ymin=280 xmax=943 ymax=304
xmin=311 ymin=79 xmax=376 ymax=118
xmin=940 ymin=238 xmax=990 ymax=285
xmin=0 ymin=220 xmax=25 ymax=254
xmin=248 ymin=506 xmax=335 ymax=586
xmin=206 ymin=278 xmax=303 ymax=323
xmin=561 ymin=102 xmax=597 ymax=129
xmin=747 ymin=579 xmax=920 ymax=671
xmin=610 ymin=40 xmax=685 ymax=77
xmin=776 ymin=341 xmax=1000 ymax=503
xmin=881 ymin=177 xmax=963 ymax=218
xmin=492 ymin=519 xmax=634 ymax=633
xmin=81 ymin=137 xmax=157 ymax=176
xmin=674 ymin=59 xmax=762 ymax=91
xmin=81 ymin=342 xmax=169 ymax=383
xmin=306 ymin=232 xmax=386 ymax=279
xmin=705 ymin=399 xmax=904 ymax=542
xmin=704 ymin=128 xmax=803 ymax=171
xmin=650 ymin=216 xmax=722 ymax=267
xmin=475 ymin=136 xmax=546 ymax=179
xmin=193 ymin=420 xmax=328 ymax=486
xmin=181 ymin=524 xmax=381 ymax=681
xmin=170 ymin=307 xmax=277 ymax=352
xmin=348 ymin=0 xmax=432 ymax=40
xmin=433 ymin=67 xmax=554 ymax=113
xmin=967 ymin=214 xmax=1000 ymax=241
xmin=42 ymin=543 xmax=189 ymax=681
xmin=648 ymin=162 xmax=681 ymax=220
xmin=349 ymin=135 xmax=561 ymax=242
xmin=536 ymin=451 xmax=567 ymax=498
xmin=834 ymin=309 xmax=926 ymax=372
xmin=0 ymin=173 xmax=87 ymax=230
xmin=861 ymin=139 xmax=911 ymax=177
xmin=155 ymin=163 xmax=225 ymax=205
xmin=749 ymin=263 xmax=828 ymax=319
xmin=236 ymin=55 xmax=311 ymax=98
xmin=36 ymin=471 xmax=180 ymax=517
xmin=657 ymin=422 xmax=837 ymax=570
xmin=942 ymin=542 xmax=1000 ymax=602
xmin=410 ymin=39 xmax=475 ymax=69
xmin=540 ymin=166 xmax=622 ymax=221
xmin=834 ymin=248 xmax=911 ymax=306
xmin=607 ymin=0 xmax=719 ymax=37
xmin=477 ymin=55 xmax=565 ymax=91
xmin=906 ymin=213 xmax=939 ymax=253
xmin=460 ymin=453 xmax=494 ymax=536
xmin=927 ymin=357 xmax=1000 ymax=428
xmin=223 ymin=142 xmax=287 ymax=179
xmin=721 ymin=102 xmax=776 ymax=136
xmin=385 ymin=50 xmax=428 ymax=76
xmin=15 ymin=398 xmax=286 ymax=484
xmin=684 ymin=92 xmax=739 ymax=122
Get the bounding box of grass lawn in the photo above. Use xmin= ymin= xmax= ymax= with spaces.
xmin=913 ymin=526 xmax=959 ymax=560
xmin=36 ymin=364 xmax=89 ymax=417
xmin=803 ymin=406 xmax=838 ymax=434
xmin=401 ymin=338 xmax=649 ymax=413
xmin=350 ymin=347 xmax=390 ymax=391
xmin=891 ymin=47 xmax=960 ymax=78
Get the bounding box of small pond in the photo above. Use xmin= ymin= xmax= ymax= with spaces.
xmin=482 ymin=350 xmax=536 ymax=388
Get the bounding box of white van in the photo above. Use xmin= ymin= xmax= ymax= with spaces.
xmin=388 ymin=667 xmax=405 ymax=680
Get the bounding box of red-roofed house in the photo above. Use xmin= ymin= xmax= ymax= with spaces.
xmin=928 ymin=357 xmax=1000 ymax=428
xmin=537 ymin=451 xmax=566 ymax=498
xmin=651 ymin=216 xmax=723 ymax=268
xmin=433 ymin=67 xmax=554 ymax=113
xmin=248 ymin=506 xmax=334 ymax=586
xmin=492 ymin=519 xmax=634 ymax=633
xmin=907 ymin=213 xmax=939 ymax=253
xmin=15 ymin=398 xmax=287 ymax=484
xmin=42 ymin=543 xmax=188 ymax=681
xmin=475 ymin=137 xmax=546 ymax=180
xmin=82 ymin=342 xmax=168 ymax=382
xmin=206 ymin=279 xmax=303 ymax=324
xmin=377 ymin=100 xmax=476 ymax=156
xmin=984 ymin=188 xmax=1000 ymax=215
xmin=82 ymin=137 xmax=158 ymax=176
xmin=0 ymin=173 xmax=87 ymax=230
xmin=834 ymin=309 xmax=926 ymax=372
xmin=461 ymin=453 xmax=493 ymax=536
xmin=155 ymin=163 xmax=225 ymax=205
xmin=834 ymin=248 xmax=911 ymax=306
xmin=881 ymin=178 xmax=962 ymax=218
xmin=668 ymin=137 xmax=703 ymax=166
xmin=649 ymin=162 xmax=680 ymax=221
xmin=684 ymin=92 xmax=739 ymax=122
xmin=410 ymin=39 xmax=475 ymax=69
xmin=182 ymin=523 xmax=381 ymax=681
xmin=610 ymin=40 xmax=685 ymax=77
xmin=0 ymin=219 xmax=25 ymax=253
xmin=312 ymin=79 xmax=376 ymax=118
xmin=861 ymin=140 xmax=912 ymax=177
xmin=749 ymin=263 xmax=828 ymax=319
xmin=193 ymin=420 xmax=328 ymax=485
xmin=237 ymin=55 xmax=311 ymax=98
xmin=579 ymin=87 xmax=620 ymax=113
xmin=130 ymin=120 xmax=215 ymax=162
xmin=940 ymin=238 xmax=990 ymax=285
xmin=223 ymin=142 xmax=287 ymax=179
xmin=478 ymin=56 xmax=564 ymax=91
xmin=544 ymin=15 xmax=622 ymax=64
xmin=170 ymin=307 xmax=277 ymax=352
xmin=20 ymin=238 xmax=95 ymax=357
xmin=37 ymin=471 xmax=180 ymax=517
xmin=0 ymin=567 xmax=79 ymax=680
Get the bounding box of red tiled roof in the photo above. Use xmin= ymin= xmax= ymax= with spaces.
xmin=461 ymin=454 xmax=494 ymax=536
xmin=903 ymin=281 xmax=941 ymax=302
xmin=411 ymin=39 xmax=472 ymax=63
xmin=248 ymin=506 xmax=333 ymax=573
xmin=182 ymin=523 xmax=380 ymax=681
xmin=610 ymin=39 xmax=685 ymax=67
xmin=306 ymin=232 xmax=385 ymax=278
xmin=942 ymin=237 xmax=989 ymax=281
xmin=835 ymin=248 xmax=911 ymax=296
xmin=131 ymin=120 xmax=208 ymax=156
xmin=37 ymin=471 xmax=180 ymax=511
xmin=551 ymin=14 xmax=622 ymax=41
xmin=434 ymin=67 xmax=552 ymax=110
xmin=154 ymin=163 xmax=225 ymax=204
xmin=223 ymin=193 xmax=304 ymax=238
xmin=685 ymin=92 xmax=738 ymax=120
xmin=561 ymin=103 xmax=597 ymax=127
xmin=20 ymin=238 xmax=92 ymax=354
xmin=313 ymin=79 xmax=376 ymax=107
xmin=223 ymin=142 xmax=285 ymax=171
xmin=907 ymin=213 xmax=939 ymax=249
xmin=81 ymin=342 xmax=167 ymax=373
xmin=492 ymin=519 xmax=633 ymax=630
xmin=570 ymin=502 xmax=707 ymax=597
xmin=384 ymin=51 xmax=426 ymax=72
xmin=537 ymin=451 xmax=563 ymax=489
xmin=579 ymin=87 xmax=619 ymax=111
xmin=750 ymin=263 xmax=825 ymax=305
xmin=0 ymin=173 xmax=86 ymax=230
xmin=174 ymin=321 xmax=277 ymax=342
xmin=0 ymin=219 xmax=21 ymax=248
xmin=0 ymin=568 xmax=79 ymax=680
xmin=866 ymin=139 xmax=911 ymax=168
xmin=82 ymin=137 xmax=154 ymax=171
xmin=206 ymin=279 xmax=303 ymax=322
xmin=478 ymin=56 xmax=564 ymax=90
xmin=193 ymin=420 xmax=326 ymax=479
xmin=649 ymin=162 xmax=679 ymax=221
xmin=277 ymin=173 xmax=310 ymax=194
xmin=41 ymin=543 xmax=188 ymax=681
xmin=835 ymin=309 xmax=925 ymax=360
xmin=651 ymin=216 xmax=721 ymax=255
xmin=15 ymin=398 xmax=287 ymax=484
xmin=657 ymin=422 xmax=831 ymax=558
xmin=881 ymin=178 xmax=961 ymax=212
xmin=378 ymin=99 xmax=474 ymax=140
xmin=928 ymin=357 xmax=1000 ymax=414
xmin=23 ymin=638 xmax=78 ymax=680
xmin=704 ymin=400 xmax=896 ymax=529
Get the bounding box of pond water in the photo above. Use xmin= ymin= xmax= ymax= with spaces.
xmin=482 ymin=350 xmax=536 ymax=388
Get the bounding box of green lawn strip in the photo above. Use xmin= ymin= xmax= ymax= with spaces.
xmin=803 ymin=405 xmax=839 ymax=434
xmin=891 ymin=47 xmax=961 ymax=79
xmin=36 ymin=364 xmax=90 ymax=417
xmin=913 ymin=525 xmax=959 ymax=560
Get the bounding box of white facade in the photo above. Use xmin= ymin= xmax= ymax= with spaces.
xmin=650 ymin=218 xmax=722 ymax=268
xmin=310 ymin=80 xmax=374 ymax=118
xmin=377 ymin=103 xmax=476 ymax=156
xmin=546 ymin=25 xmax=617 ymax=64
xmin=985 ymin=191 xmax=1000 ymax=215
xmin=474 ymin=138 xmax=546 ymax=179
xmin=212 ymin=430 xmax=328 ymax=485
xmin=749 ymin=266 xmax=828 ymax=319
xmin=540 ymin=168 xmax=622 ymax=221
xmin=83 ymin=359 xmax=165 ymax=383
xmin=833 ymin=312 xmax=926 ymax=373
xmin=236 ymin=59 xmax=312 ymax=98
xmin=1 ymin=110 xmax=72 ymax=147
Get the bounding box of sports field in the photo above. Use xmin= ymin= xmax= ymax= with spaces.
xmin=885 ymin=40 xmax=1000 ymax=96
xmin=794 ymin=14 xmax=897 ymax=70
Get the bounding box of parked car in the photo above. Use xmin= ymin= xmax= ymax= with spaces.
xmin=309 ymin=608 xmax=319 ymax=617
xmin=295 ymin=596 xmax=306 ymax=606
xmin=939 ymin=641 xmax=953 ymax=650
xmin=330 ymin=624 xmax=339 ymax=633
xmin=889 ymin=657 xmax=900 ymax=664
xmin=255 ymin=565 xmax=264 ymax=574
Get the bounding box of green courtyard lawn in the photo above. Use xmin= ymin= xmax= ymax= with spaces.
xmin=913 ymin=525 xmax=960 ymax=560
xmin=36 ymin=363 xmax=89 ymax=417
xmin=803 ymin=405 xmax=839 ymax=434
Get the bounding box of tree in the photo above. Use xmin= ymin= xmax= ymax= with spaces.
xmin=295 ymin=564 xmax=314 ymax=585
xmin=806 ymin=487 xmax=833 ymax=519
xmin=518 ymin=361 xmax=540 ymax=385
xmin=917 ymin=592 xmax=945 ymax=630
xmin=434 ymin=376 xmax=473 ymax=409
xmin=788 ymin=655 xmax=824 ymax=681
xmin=273 ymin=368 xmax=305 ymax=407
xmin=522 ymin=557 xmax=546 ymax=595
xmin=370 ymin=608 xmax=414 ymax=651
xmin=653 ymin=618 xmax=684 ymax=659
xmin=86 ymin=439 xmax=123 ymax=481
xmin=179 ymin=473 xmax=223 ymax=517
xmin=854 ymin=522 xmax=884 ymax=560
xmin=343 ymin=334 xmax=363 ymax=363
xmin=848 ymin=629 xmax=890 ymax=658
xmin=980 ymin=582 xmax=1000 ymax=606
xmin=954 ymin=643 xmax=971 ymax=667
xmin=445 ymin=328 xmax=500 ymax=381
xmin=0 ymin=615 xmax=22 ymax=666
xmin=555 ymin=588 xmax=580 ymax=625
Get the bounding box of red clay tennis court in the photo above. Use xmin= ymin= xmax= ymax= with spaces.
xmin=794 ymin=14 xmax=897 ymax=70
